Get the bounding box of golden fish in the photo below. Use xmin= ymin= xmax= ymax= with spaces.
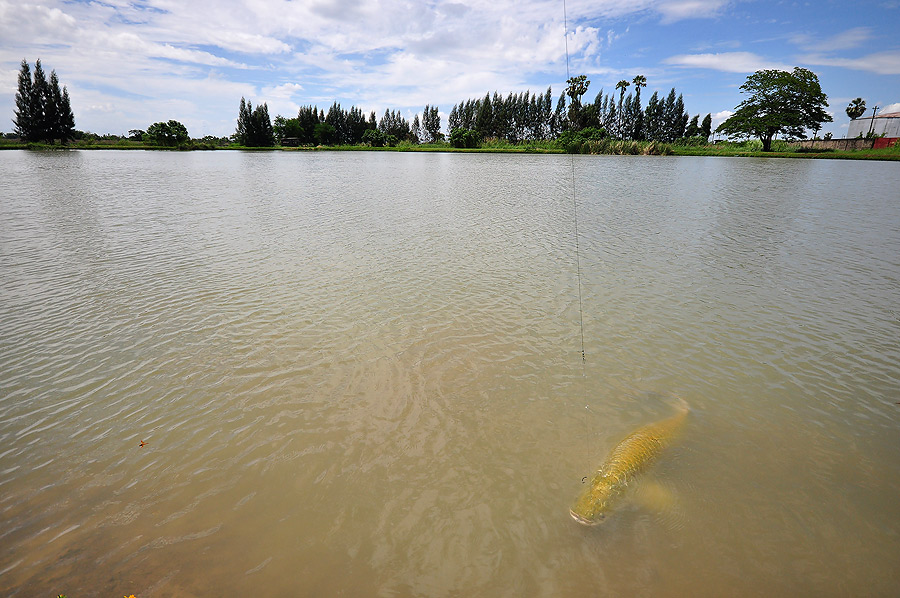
xmin=570 ymin=400 xmax=689 ymax=526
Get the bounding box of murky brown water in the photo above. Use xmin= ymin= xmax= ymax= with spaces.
xmin=1 ymin=150 xmax=899 ymax=596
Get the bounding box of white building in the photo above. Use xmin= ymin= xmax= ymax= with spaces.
xmin=847 ymin=112 xmax=900 ymax=138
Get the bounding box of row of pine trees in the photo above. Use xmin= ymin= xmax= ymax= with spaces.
xmin=253 ymin=77 xmax=710 ymax=148
xmin=254 ymin=101 xmax=444 ymax=147
xmin=13 ymin=60 xmax=75 ymax=143
xmin=447 ymin=80 xmax=712 ymax=144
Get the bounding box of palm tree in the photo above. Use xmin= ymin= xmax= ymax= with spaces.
xmin=615 ymin=79 xmax=629 ymax=137
xmin=845 ymin=97 xmax=866 ymax=120
xmin=630 ymin=75 xmax=647 ymax=139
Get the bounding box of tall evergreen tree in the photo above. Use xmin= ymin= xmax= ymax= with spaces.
xmin=236 ymin=98 xmax=249 ymax=143
xmin=325 ymin=102 xmax=348 ymax=144
xmin=448 ymin=104 xmax=461 ymax=134
xmin=620 ymin=94 xmax=634 ymax=140
xmin=701 ymin=113 xmax=712 ymax=140
xmin=411 ymin=114 xmax=422 ymax=143
xmin=46 ymin=71 xmax=61 ymax=140
xmin=685 ymin=114 xmax=701 ymax=138
xmin=378 ymin=109 xmax=410 ymax=141
xmin=13 ymin=60 xmax=34 ymax=141
xmin=643 ymin=91 xmax=662 ymax=141
xmin=541 ymin=87 xmax=553 ymax=138
xmin=235 ymin=97 xmax=275 ymax=146
xmin=13 ymin=59 xmax=75 ymax=142
xmin=552 ymin=92 xmax=567 ymax=136
xmin=673 ymin=94 xmax=688 ymax=139
xmin=30 ymin=60 xmax=49 ymax=141
xmin=476 ymin=93 xmax=493 ymax=139
xmin=662 ymin=88 xmax=678 ymax=142
xmin=58 ymin=87 xmax=75 ymax=141
xmin=422 ymin=105 xmax=441 ymax=142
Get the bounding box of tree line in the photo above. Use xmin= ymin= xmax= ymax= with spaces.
xmin=10 ymin=58 xmax=833 ymax=153
xmin=245 ymin=101 xmax=444 ymax=147
xmin=233 ymin=75 xmax=712 ymax=149
xmin=445 ymin=79 xmax=712 ymax=145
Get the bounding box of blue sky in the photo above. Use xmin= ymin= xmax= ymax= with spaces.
xmin=1 ymin=0 xmax=898 ymax=138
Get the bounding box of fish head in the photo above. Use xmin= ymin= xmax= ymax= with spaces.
xmin=569 ymin=507 xmax=606 ymax=526
xmin=570 ymin=472 xmax=615 ymax=526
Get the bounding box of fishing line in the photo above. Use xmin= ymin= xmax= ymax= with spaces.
xmin=563 ymin=0 xmax=586 ymax=369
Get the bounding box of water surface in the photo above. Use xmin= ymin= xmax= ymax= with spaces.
xmin=1 ymin=150 xmax=899 ymax=596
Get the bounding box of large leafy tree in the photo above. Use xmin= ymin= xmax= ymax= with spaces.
xmin=13 ymin=59 xmax=75 ymax=142
xmin=845 ymin=98 xmax=866 ymax=120
xmin=145 ymin=120 xmax=189 ymax=146
xmin=716 ymin=67 xmax=831 ymax=151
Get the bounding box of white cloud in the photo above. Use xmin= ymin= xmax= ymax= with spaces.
xmin=791 ymin=27 xmax=872 ymax=52
xmin=880 ymin=102 xmax=900 ymax=114
xmin=102 ymin=32 xmax=247 ymax=68
xmin=0 ymin=67 xmax=18 ymax=94
xmin=664 ymin=52 xmax=790 ymax=73
xmin=656 ymin=0 xmax=729 ymax=23
xmin=0 ymin=1 xmax=78 ymax=43
xmin=207 ymin=32 xmax=292 ymax=55
xmin=711 ymin=109 xmax=733 ymax=128
xmin=799 ymin=51 xmax=900 ymax=75
xmin=264 ymin=83 xmax=305 ymax=98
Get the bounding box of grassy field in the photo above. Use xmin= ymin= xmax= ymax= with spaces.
xmin=670 ymin=138 xmax=900 ymax=161
xmin=671 ymin=145 xmax=900 ymax=161
xmin=3 ymin=137 xmax=898 ymax=160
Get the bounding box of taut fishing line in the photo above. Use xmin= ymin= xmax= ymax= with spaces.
xmin=563 ymin=0 xmax=587 ymax=369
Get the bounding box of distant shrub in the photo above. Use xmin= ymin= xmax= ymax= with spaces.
xmin=674 ymin=135 xmax=709 ymax=147
xmin=557 ymin=127 xmax=609 ymax=153
xmin=449 ymin=128 xmax=480 ymax=148
xmin=565 ymin=137 xmax=672 ymax=155
xmin=362 ymin=128 xmax=385 ymax=147
xmin=770 ymin=140 xmax=792 ymax=152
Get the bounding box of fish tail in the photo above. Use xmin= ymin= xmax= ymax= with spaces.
xmin=669 ymin=393 xmax=690 ymax=413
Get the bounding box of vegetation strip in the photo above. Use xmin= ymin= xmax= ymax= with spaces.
xmin=7 ymin=59 xmax=897 ymax=160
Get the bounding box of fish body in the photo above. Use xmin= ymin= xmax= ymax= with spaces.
xmin=570 ymin=402 xmax=688 ymax=525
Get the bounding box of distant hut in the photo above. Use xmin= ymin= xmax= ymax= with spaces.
xmin=847 ymin=111 xmax=900 ymax=139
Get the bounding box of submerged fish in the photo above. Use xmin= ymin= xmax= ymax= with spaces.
xmin=570 ymin=400 xmax=689 ymax=526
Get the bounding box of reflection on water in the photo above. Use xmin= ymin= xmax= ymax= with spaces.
xmin=1 ymin=150 xmax=899 ymax=596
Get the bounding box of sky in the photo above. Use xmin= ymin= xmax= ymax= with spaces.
xmin=1 ymin=0 xmax=899 ymax=139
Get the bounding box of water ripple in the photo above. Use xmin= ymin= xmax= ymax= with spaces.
xmin=0 ymin=152 xmax=898 ymax=596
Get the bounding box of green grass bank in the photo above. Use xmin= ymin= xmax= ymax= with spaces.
xmin=3 ymin=137 xmax=898 ymax=160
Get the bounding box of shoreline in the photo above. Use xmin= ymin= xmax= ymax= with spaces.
xmin=2 ymin=141 xmax=898 ymax=161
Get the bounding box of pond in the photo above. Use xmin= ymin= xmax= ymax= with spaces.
xmin=1 ymin=150 xmax=898 ymax=596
